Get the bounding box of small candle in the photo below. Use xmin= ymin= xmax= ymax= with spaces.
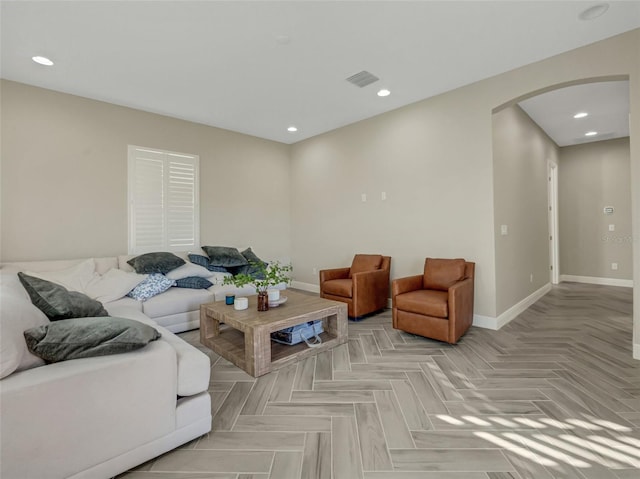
xmin=225 ymin=294 xmax=235 ymax=305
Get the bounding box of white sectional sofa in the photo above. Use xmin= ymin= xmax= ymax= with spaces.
xmin=0 ymin=254 xmax=242 ymax=479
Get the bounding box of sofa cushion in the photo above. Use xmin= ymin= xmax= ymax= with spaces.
xmin=24 ymin=316 xmax=161 ymax=363
xmin=423 ymin=258 xmax=466 ymax=291
xmin=166 ymin=262 xmax=213 ymax=280
xmin=127 ymin=252 xmax=185 ymax=274
xmin=127 ymin=274 xmax=175 ymax=301
xmin=174 ymin=277 xmax=213 ymax=289
xmin=202 ymin=246 xmax=248 ymax=268
xmin=85 ymin=269 xmax=147 ymax=303
xmin=18 ymin=273 xmax=109 ymax=321
xmin=0 ymin=286 xmax=49 ymax=378
xmin=24 ymin=258 xmax=96 ymax=292
xmin=141 ymin=287 xmax=214 ymax=318
xmin=396 ymin=290 xmax=449 ymax=318
xmin=321 ymin=279 xmax=353 ymax=298
xmin=349 ymin=254 xmax=383 ymax=278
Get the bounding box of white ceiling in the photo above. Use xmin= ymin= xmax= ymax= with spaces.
xmin=519 ymin=80 xmax=630 ymax=147
xmin=1 ymin=1 xmax=639 ymax=145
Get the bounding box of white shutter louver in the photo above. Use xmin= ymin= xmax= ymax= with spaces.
xmin=128 ymin=146 xmax=199 ymax=254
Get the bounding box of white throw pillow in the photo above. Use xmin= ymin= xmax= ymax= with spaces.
xmin=1 ymin=290 xmax=49 ymax=378
xmin=85 ymin=269 xmax=148 ymax=303
xmin=25 ymin=258 xmax=96 ymax=292
xmin=165 ymin=262 xmax=213 ymax=280
xmin=209 ymin=271 xmax=232 ymax=286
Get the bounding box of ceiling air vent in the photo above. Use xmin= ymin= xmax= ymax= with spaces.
xmin=346 ymin=70 xmax=379 ymax=88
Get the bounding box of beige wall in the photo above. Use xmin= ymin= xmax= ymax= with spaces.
xmin=559 ymin=137 xmax=632 ymax=280
xmin=290 ymin=29 xmax=639 ymax=332
xmin=290 ymin=83 xmax=497 ymax=316
xmin=0 ymin=80 xmax=291 ymax=263
xmin=492 ymin=105 xmax=559 ymax=315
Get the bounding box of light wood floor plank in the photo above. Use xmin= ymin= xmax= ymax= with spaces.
xmin=332 ymin=416 xmax=364 ymax=479
xmin=355 ymin=402 xmax=393 ymax=471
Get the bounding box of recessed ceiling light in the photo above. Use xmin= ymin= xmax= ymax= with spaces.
xmin=585 ymin=131 xmax=598 ymax=136
xmin=377 ymin=89 xmax=391 ymax=97
xmin=32 ymin=55 xmax=54 ymax=66
xmin=579 ymin=3 xmax=609 ymax=21
xmin=287 ymin=126 xmax=298 ymax=132
xmin=573 ymin=112 xmax=588 ymax=119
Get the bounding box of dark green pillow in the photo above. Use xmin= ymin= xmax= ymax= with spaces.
xmin=228 ymin=248 xmax=267 ymax=279
xmin=241 ymin=247 xmax=267 ymax=267
xmin=202 ymin=246 xmax=248 ymax=268
xmin=18 ymin=273 xmax=109 ymax=321
xmin=127 ymin=252 xmax=185 ymax=274
xmin=174 ymin=276 xmax=213 ymax=289
xmin=23 ymin=316 xmax=161 ymax=363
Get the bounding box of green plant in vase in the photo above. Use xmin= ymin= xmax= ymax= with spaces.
xmin=223 ymin=261 xmax=292 ymax=311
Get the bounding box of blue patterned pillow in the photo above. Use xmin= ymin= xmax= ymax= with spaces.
xmin=188 ymin=253 xmax=228 ymax=273
xmin=174 ymin=276 xmax=213 ymax=289
xmin=127 ymin=274 xmax=175 ymax=301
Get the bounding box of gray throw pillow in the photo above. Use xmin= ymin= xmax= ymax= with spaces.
xmin=202 ymin=246 xmax=249 ymax=268
xmin=23 ymin=316 xmax=161 ymax=363
xmin=127 ymin=252 xmax=185 ymax=274
xmin=18 ymin=272 xmax=109 ymax=321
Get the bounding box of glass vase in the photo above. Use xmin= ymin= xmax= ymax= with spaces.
xmin=257 ymin=291 xmax=269 ymax=311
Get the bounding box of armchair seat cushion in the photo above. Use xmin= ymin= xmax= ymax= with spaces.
xmin=321 ymin=279 xmax=353 ymax=298
xmin=395 ymin=290 xmax=448 ymax=318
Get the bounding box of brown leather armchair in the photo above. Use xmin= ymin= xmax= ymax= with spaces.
xmin=320 ymin=254 xmax=391 ymax=320
xmin=392 ymin=258 xmax=475 ymax=344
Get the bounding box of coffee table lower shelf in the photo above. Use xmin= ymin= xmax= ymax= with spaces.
xmin=205 ymin=325 xmax=341 ymax=374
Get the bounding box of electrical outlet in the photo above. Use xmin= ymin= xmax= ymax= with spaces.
xmin=609 ymin=224 xmax=615 ymax=231
xmin=381 ymin=191 xmax=387 ymax=201
xmin=312 ymin=267 xmax=317 ymax=275
xmin=501 ymin=225 xmax=508 ymax=235
xmin=530 ymin=273 xmax=533 ymax=283
xmin=611 ymin=263 xmax=618 ymax=271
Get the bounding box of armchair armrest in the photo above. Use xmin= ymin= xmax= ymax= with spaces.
xmin=319 ymin=267 xmax=350 ymax=284
xmin=392 ymin=275 xmax=423 ymax=298
xmin=448 ymin=277 xmax=475 ymax=341
xmin=352 ymin=269 xmax=389 ymax=295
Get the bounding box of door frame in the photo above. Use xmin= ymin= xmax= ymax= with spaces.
xmin=548 ymin=160 xmax=559 ymax=284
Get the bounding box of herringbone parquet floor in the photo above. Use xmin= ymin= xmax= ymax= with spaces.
xmin=120 ymin=282 xmax=639 ymax=479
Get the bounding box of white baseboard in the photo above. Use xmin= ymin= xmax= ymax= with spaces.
xmin=560 ymin=274 xmax=633 ymax=288
xmin=634 ymin=343 xmax=640 ymax=361
xmin=473 ymin=283 xmax=552 ymax=331
xmin=290 ymin=281 xmax=320 ymax=294
xmin=473 ymin=314 xmax=500 ymax=330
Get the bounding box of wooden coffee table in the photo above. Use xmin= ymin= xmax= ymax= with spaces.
xmin=200 ymin=290 xmax=348 ymax=377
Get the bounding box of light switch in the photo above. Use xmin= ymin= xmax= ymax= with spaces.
xmin=381 ymin=192 xmax=387 ymax=201
xmin=611 ymin=263 xmax=618 ymax=270
xmin=501 ymin=225 xmax=508 ymax=236
xmin=361 ymin=193 xmax=367 ymax=202
xmin=609 ymin=224 xmax=615 ymax=231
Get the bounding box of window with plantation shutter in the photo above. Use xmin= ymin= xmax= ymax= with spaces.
xmin=128 ymin=145 xmax=199 ymax=254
